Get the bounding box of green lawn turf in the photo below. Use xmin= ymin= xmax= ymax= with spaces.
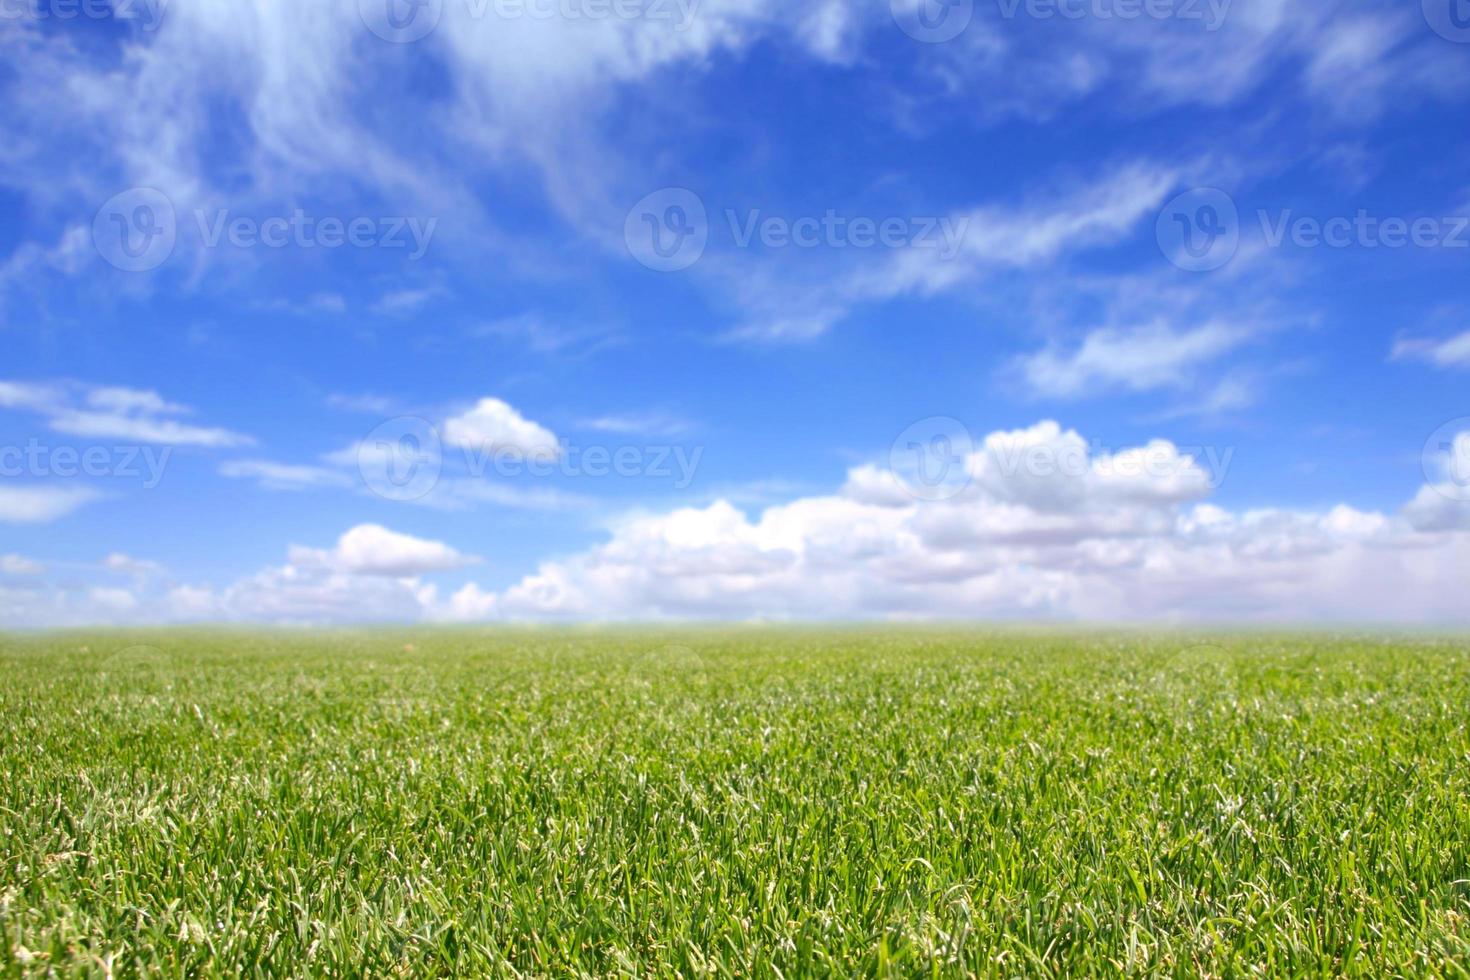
xmin=1 ymin=629 xmax=1468 ymax=976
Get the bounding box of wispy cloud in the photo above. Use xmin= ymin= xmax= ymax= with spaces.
xmin=579 ymin=413 xmax=694 ymax=438
xmin=1392 ymin=329 xmax=1470 ymax=370
xmin=719 ymin=161 xmax=1181 ymax=343
xmin=219 ymin=460 xmax=355 ymax=492
xmin=0 ymin=485 xmax=101 ymax=525
xmin=1017 ymin=320 xmax=1252 ymax=399
xmin=0 ymin=381 xmax=254 ymax=448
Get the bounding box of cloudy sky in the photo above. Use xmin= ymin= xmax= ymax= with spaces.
xmin=2 ymin=0 xmax=1469 ymax=626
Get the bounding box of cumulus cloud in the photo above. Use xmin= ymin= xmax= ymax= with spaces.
xmin=6 ymin=423 xmax=1469 ymax=627
xmin=87 ymin=587 xmax=139 ymax=613
xmin=290 ymin=524 xmax=480 ymax=577
xmin=1403 ymin=432 xmax=1470 ymax=532
xmin=441 ymin=398 xmax=560 ymax=459
xmin=446 ymin=421 xmax=1470 ymax=624
xmin=199 ymin=525 xmax=475 ymax=622
xmin=0 ymin=524 xmax=478 ymax=627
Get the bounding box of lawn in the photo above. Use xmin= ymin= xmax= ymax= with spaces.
xmin=1 ymin=629 xmax=1467 ymax=976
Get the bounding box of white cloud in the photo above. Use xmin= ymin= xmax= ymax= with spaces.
xmin=164 ymin=585 xmax=220 ymax=619
xmin=1018 ymin=321 xmax=1251 ymax=398
xmin=723 ymin=162 xmax=1182 ymax=342
xmin=85 ymin=387 xmax=184 ymax=416
xmin=5 ymin=422 xmax=1470 ymax=628
xmin=298 ymin=524 xmax=479 ymax=577
xmin=580 ymin=413 xmax=693 ymax=437
xmin=441 ymin=398 xmax=560 ymax=459
xmin=1 ymin=554 xmax=44 ymax=575
xmin=471 ymin=315 xmax=620 ymax=356
xmin=207 ymin=525 xmax=474 ymax=622
xmin=1392 ymin=330 xmax=1470 ymax=370
xmin=1403 ymin=432 xmax=1470 ymax=532
xmin=104 ymin=553 xmax=163 ymax=576
xmin=6 ymin=525 xmax=481 ymax=626
xmin=423 ymin=479 xmax=596 ymax=513
xmin=88 ymin=587 xmax=139 ymax=613
xmin=326 ymin=393 xmax=397 ymax=414
xmin=47 ymin=410 xmax=251 ymax=448
xmin=368 ymin=286 xmax=444 ymax=316
xmin=901 ymin=1 xmax=1462 ymax=127
xmin=0 ymin=0 xmax=1458 ymax=352
xmin=436 ymin=420 xmax=1470 ymax=624
xmin=436 ymin=582 xmax=500 ymax=622
xmin=0 ymin=485 xmax=101 ymax=524
xmin=0 ymin=380 xmax=252 ymax=448
xmin=219 ymin=459 xmax=355 ymax=491
xmin=0 ymin=227 xmax=91 ymax=325
xmin=0 ymin=381 xmax=64 ymax=412
xmin=795 ymin=0 xmax=860 ymax=64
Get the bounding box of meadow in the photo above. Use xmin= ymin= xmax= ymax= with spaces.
xmin=1 ymin=629 xmax=1467 ymax=977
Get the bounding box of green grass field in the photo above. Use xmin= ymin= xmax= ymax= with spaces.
xmin=1 ymin=630 xmax=1468 ymax=977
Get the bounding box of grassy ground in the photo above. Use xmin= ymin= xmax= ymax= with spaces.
xmin=1 ymin=629 xmax=1467 ymax=977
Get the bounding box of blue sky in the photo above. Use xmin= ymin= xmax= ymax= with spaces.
xmin=2 ymin=0 xmax=1469 ymax=625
